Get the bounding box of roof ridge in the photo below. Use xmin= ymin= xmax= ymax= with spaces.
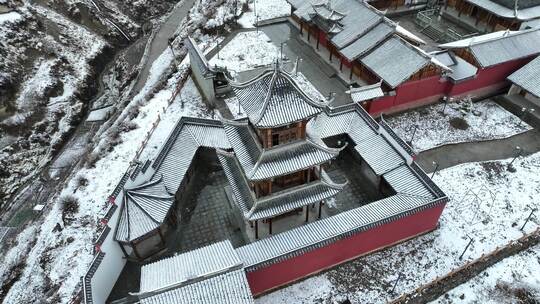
xmin=469 ymin=28 xmax=538 ymax=46
xmin=126 ymin=192 xmax=162 ymax=224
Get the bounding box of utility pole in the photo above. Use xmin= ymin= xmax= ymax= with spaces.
xmin=507 ymin=146 xmax=522 ymax=171
xmin=431 ymin=161 xmax=439 ymax=179
xmin=520 ymin=208 xmax=536 ymax=231
xmin=459 ymin=236 xmax=474 ymax=260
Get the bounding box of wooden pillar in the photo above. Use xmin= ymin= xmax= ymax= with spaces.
xmin=316 ymin=30 xmax=320 ymax=50
xmin=318 ymin=201 xmax=323 ymax=219
xmin=339 ymin=59 xmax=343 ymax=71
xmin=269 ymin=218 xmax=273 ymax=235
xmin=329 ymin=49 xmax=333 ymax=62
xmin=458 ymin=1 xmax=463 ymax=17
xmin=131 ymin=242 xmax=142 ymax=260
xmin=255 ymin=220 xmax=259 ymax=239
xmin=119 ymin=242 xmax=129 ymax=259
xmin=475 ymin=13 xmax=480 ymax=25
xmin=307 ymin=27 xmax=311 ymax=42
xmin=307 ymin=169 xmax=311 ymax=183
xmin=157 ymin=227 xmax=165 ymax=245
xmin=300 ymin=23 xmax=303 ymax=36
xmin=349 ymin=66 xmax=354 ymax=80
xmin=268 ymin=180 xmax=272 ymax=195
xmin=305 ymin=206 xmax=309 ymax=222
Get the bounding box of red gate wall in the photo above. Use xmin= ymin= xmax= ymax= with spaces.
xmin=246 ymin=203 xmax=446 ymax=296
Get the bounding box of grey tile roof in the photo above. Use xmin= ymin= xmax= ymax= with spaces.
xmin=140 ymin=270 xmax=254 ymax=304
xmin=440 ymin=29 xmax=540 ymax=68
xmin=354 ymin=134 xmax=405 ymax=175
xmin=140 ymin=241 xmax=242 ymax=292
xmin=339 ymin=22 xmax=394 ymax=61
xmin=217 ymin=150 xmax=346 ymax=221
xmin=232 ymin=67 xmax=328 ymax=128
xmin=431 ymin=51 xmax=478 ymax=82
xmin=347 ymin=83 xmax=385 ymax=102
xmin=464 ymin=0 xmax=540 ymax=20
xmin=361 ymin=37 xmax=430 ymax=88
xmin=508 ymin=55 xmax=540 ymax=98
xmin=383 ymin=165 xmax=435 ymax=199
xmin=152 ymin=118 xmax=231 ymax=192
xmin=223 ymin=119 xmax=342 ymax=181
xmin=115 ymin=177 xmax=175 ymax=242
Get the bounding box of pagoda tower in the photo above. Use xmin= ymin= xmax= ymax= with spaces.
xmin=217 ymin=64 xmax=347 ymax=239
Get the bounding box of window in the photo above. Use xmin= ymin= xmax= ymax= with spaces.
xmin=272 ymin=134 xmax=279 ymax=146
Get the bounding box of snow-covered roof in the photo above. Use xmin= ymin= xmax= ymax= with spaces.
xmin=508 ymin=56 xmax=540 ymax=98
xmin=140 ymin=269 xmax=254 ymax=304
xmin=218 ymin=149 xmax=346 ymax=221
xmin=361 ymin=37 xmax=430 ymax=88
xmin=463 ymin=0 xmax=540 ymax=20
xmin=222 ymin=119 xmax=342 ymax=181
xmin=151 ymin=117 xmax=231 ymax=192
xmin=231 ymin=66 xmax=328 ymax=128
xmin=339 ymin=22 xmax=395 ymax=61
xmin=431 ymin=50 xmax=478 ymax=82
xmin=115 ymin=177 xmax=175 ymax=242
xmin=140 ymin=241 xmax=242 ymax=292
xmin=346 ymin=83 xmax=385 ymax=103
xmin=439 ymin=29 xmax=540 ymax=68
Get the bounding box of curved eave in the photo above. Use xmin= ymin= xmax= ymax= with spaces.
xmin=247 ymin=177 xmax=345 ymax=221
xmin=247 ymin=140 xmax=346 ymax=181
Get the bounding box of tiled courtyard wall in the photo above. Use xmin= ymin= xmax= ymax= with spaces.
xmin=245 ymin=203 xmax=446 ymax=296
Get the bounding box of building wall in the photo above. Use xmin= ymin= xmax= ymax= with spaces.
xmin=448 ymin=57 xmax=534 ymax=98
xmin=245 ymin=203 xmax=446 ymax=295
xmin=368 ymin=75 xmax=449 ymax=114
xmin=190 ymin=61 xmax=215 ymax=105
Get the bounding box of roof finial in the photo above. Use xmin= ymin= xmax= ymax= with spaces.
xmin=514 ymin=0 xmax=519 ymax=19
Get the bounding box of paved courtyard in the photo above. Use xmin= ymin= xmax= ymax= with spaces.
xmin=167 ymin=169 xmax=247 ymax=254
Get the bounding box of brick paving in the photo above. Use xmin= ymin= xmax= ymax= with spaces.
xmin=169 ymin=170 xmax=247 ymax=254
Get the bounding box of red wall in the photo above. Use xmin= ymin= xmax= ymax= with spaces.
xmin=318 ymin=30 xmax=328 ymax=48
xmin=369 ymin=76 xmax=449 ymax=114
xmin=448 ymin=57 xmax=533 ymax=97
xmin=367 ymin=56 xmax=535 ymax=114
xmin=246 ymin=203 xmax=446 ymax=295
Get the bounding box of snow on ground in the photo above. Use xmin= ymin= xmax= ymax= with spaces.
xmin=258 ymin=152 xmax=540 ymax=303
xmin=136 ymin=77 xmax=210 ymax=161
xmin=386 ymin=99 xmax=532 ymax=152
xmin=237 ymin=0 xmax=291 ymax=28
xmin=432 ymin=244 xmax=540 ymax=304
xmin=209 ymin=31 xmax=278 ymax=75
xmin=0 ymin=11 xmax=21 ymax=24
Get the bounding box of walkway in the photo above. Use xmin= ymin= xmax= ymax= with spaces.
xmin=132 ymin=0 xmax=196 ymax=93
xmin=416 ymin=129 xmax=540 ymax=172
